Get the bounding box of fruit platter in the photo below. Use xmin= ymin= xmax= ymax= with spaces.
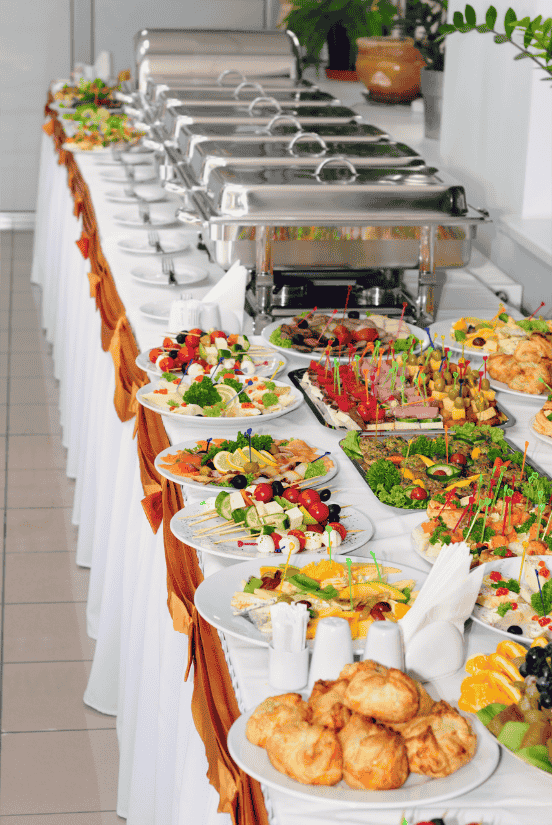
xmin=135 ymin=328 xmax=285 ymax=380
xmin=209 ymin=555 xmax=423 ymax=649
xmin=137 ymin=373 xmax=301 ymax=424
xmin=262 ymin=313 xmax=426 ymax=362
xmin=155 ymin=433 xmax=337 ymax=490
xmin=290 ymin=346 xmax=510 ymax=432
xmin=459 ymin=638 xmax=552 ymax=776
xmin=472 ymin=556 xmax=552 ymax=643
xmin=169 ymin=484 xmax=374 ymax=560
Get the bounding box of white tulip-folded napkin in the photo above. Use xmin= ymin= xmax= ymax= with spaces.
xmin=202 ymin=260 xmax=247 ymax=329
xmin=270 ymin=602 xmax=308 ymax=653
xmin=399 ymin=541 xmax=485 ymax=646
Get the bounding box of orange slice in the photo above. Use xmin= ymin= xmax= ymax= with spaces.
xmin=531 ymin=636 xmax=549 ymax=649
xmin=488 ymin=653 xmax=522 ymax=682
xmin=459 ymin=674 xmax=511 ymax=712
xmin=465 ymin=654 xmax=490 ymax=675
xmin=488 ymin=671 xmax=522 ymax=702
xmin=300 ymin=559 xmax=345 ymax=582
xmin=496 ymin=639 xmax=528 ymax=660
xmin=393 ymin=602 xmax=411 ymax=620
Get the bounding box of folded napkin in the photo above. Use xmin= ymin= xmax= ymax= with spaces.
xmin=399 ymin=541 xmax=485 ymax=646
xmin=202 ymin=260 xmax=247 ymax=329
xmin=94 ymin=51 xmax=112 ymax=83
xmin=270 ymin=602 xmax=308 ymax=653
xmin=168 ymin=298 xmax=222 ymax=332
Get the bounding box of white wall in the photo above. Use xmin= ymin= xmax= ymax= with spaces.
xmin=0 ymin=0 xmax=70 ymax=211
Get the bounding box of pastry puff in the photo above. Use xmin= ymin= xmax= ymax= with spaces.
xmin=338 ymin=714 xmax=409 ymax=790
xmin=340 ymin=660 xmax=420 ymax=724
xmin=245 ymin=693 xmax=308 ymax=748
xmin=265 ymin=722 xmax=343 ymax=786
xmin=400 ymin=700 xmax=477 ymax=778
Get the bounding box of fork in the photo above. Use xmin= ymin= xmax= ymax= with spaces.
xmin=148 ymin=230 xmax=164 ymax=254
xmin=124 ymin=185 xmax=136 ymax=198
xmin=139 ymin=202 xmax=151 ymax=224
xmin=162 ymin=256 xmax=178 ymax=286
xmin=124 ymin=164 xmax=135 ymax=181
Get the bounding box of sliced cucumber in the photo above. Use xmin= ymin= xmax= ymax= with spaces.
xmin=215 ymin=492 xmax=230 ymax=518
xmin=263 ymin=513 xmax=290 ymax=530
xmin=219 ymin=495 xmax=233 ymax=521
xmin=245 ymin=508 xmax=262 ymax=530
xmin=232 ymin=507 xmax=248 ymax=524
xmin=426 ymin=463 xmax=462 ymax=481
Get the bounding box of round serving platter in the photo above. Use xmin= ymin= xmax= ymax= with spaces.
xmin=137 ymin=349 xmax=286 ymax=380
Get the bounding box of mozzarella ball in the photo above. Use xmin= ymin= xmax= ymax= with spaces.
xmin=187 ymin=363 xmax=205 ymax=379
xmin=304 ymin=531 xmax=324 ymax=551
xmin=278 ymin=535 xmax=301 ymax=556
xmin=257 ymin=535 xmax=276 ymax=554
xmin=321 ymin=530 xmax=342 ymax=548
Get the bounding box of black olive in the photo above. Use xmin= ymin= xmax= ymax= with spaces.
xmin=348 ymin=311 xmax=360 ymax=319
xmin=319 ymin=488 xmax=331 ymax=502
xmin=205 ymin=460 xmax=215 ymax=470
xmin=472 ymin=337 xmax=486 ymax=347
xmin=181 ymin=364 xmax=188 ymax=374
xmin=328 ymin=504 xmax=341 ymax=519
xmin=272 ymin=480 xmax=284 ymax=496
xmin=291 ymin=334 xmax=305 ymax=346
xmin=507 ymin=625 xmax=523 ymax=635
xmin=296 ymin=319 xmax=309 ymax=329
xmin=231 ymin=474 xmax=247 ymax=489
xmin=169 ymin=350 xmax=178 ymax=359
xmin=176 ymin=333 xmax=186 ymax=344
xmin=326 ymin=336 xmax=338 ymax=347
xmin=430 ymin=820 xmax=446 ymax=825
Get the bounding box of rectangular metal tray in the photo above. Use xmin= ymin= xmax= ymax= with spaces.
xmin=338 ymin=432 xmax=543 ymax=513
xmin=289 ymin=367 xmax=514 ymax=434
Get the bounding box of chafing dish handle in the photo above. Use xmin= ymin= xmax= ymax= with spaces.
xmin=264 ymin=114 xmax=302 ymax=134
xmin=416 ymin=225 xmax=437 ymax=326
xmin=233 ymin=81 xmax=265 ymax=99
xmin=217 ymin=69 xmax=246 ymax=86
xmin=248 ymin=96 xmax=282 ymax=116
xmin=315 ymin=156 xmax=358 ymax=182
xmin=254 ymin=226 xmax=274 ymax=334
xmin=288 ymin=132 xmax=328 ymax=157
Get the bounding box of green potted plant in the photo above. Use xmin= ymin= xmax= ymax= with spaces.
xmin=283 ymin=0 xmax=396 ymax=79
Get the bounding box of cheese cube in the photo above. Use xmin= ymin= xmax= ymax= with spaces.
xmin=254 ymin=501 xmax=267 ymax=517
xmin=229 ymin=492 xmax=245 ymax=510
xmin=215 ymin=338 xmax=228 ymax=350
xmin=263 ymin=501 xmax=284 ymax=515
xmin=286 ymin=507 xmax=303 ymax=530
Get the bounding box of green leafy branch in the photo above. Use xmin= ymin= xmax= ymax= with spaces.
xmin=439 ymin=5 xmax=552 ymax=79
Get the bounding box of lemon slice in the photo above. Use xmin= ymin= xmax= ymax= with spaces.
xmin=214 ymin=384 xmax=238 ymax=403
xmin=237 ymin=447 xmax=255 ymax=464
xmin=212 ymin=451 xmax=233 ymax=473
xmin=225 ymin=450 xmax=249 ymax=471
xmin=255 ymin=448 xmax=277 ymax=466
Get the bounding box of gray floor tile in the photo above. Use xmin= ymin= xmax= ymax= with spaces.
xmin=3 ymin=602 xmax=95 ymax=662
xmin=6 ymin=507 xmax=78 ymax=553
xmin=7 ymin=469 xmax=75 ymax=508
xmin=10 ymin=374 xmax=59 ymax=405
xmin=4 ymin=552 xmax=89 ymax=603
xmin=8 ymin=434 xmax=66 ymax=469
xmin=8 ymin=404 xmax=62 ymax=436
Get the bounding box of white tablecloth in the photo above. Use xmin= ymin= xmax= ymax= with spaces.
xmin=32 ymin=128 xmax=552 ymax=825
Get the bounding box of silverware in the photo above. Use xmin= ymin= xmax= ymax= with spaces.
xmin=139 ymin=203 xmax=151 ymax=224
xmin=162 ymin=256 xmax=178 ymax=286
xmin=148 ymin=230 xmax=164 ymax=254
xmin=124 ymin=185 xmax=136 ymax=198
xmin=124 ymin=164 xmax=135 ymax=181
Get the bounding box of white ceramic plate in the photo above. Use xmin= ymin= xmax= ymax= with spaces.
xmin=487 ymin=378 xmax=545 ymax=402
xmin=170 ymin=503 xmax=373 ymax=561
xmin=194 ymin=553 xmax=425 ymax=649
xmin=137 ymin=348 xmax=286 ymax=380
xmin=131 ymin=263 xmax=207 ymax=289
xmin=531 ymin=414 xmax=552 ymax=447
xmin=227 ymin=711 xmax=498 ymax=808
xmin=99 ymin=169 xmax=157 ymax=183
xmin=136 ymin=378 xmax=302 ymax=427
xmin=153 ymin=435 xmax=336 ymax=491
xmin=261 ymin=318 xmax=428 ymax=363
xmin=62 ymin=143 xmax=113 ymax=154
xmin=471 ymin=556 xmax=552 ymax=644
xmin=429 ymin=314 xmax=526 ymax=358
xmin=117 ymin=237 xmax=191 ymax=255
xmin=138 ymin=302 xmax=241 ymax=335
xmin=93 ymin=153 xmax=154 ymax=166
xmin=105 ymin=189 xmax=166 ymax=204
xmin=113 ymin=210 xmax=177 ymax=227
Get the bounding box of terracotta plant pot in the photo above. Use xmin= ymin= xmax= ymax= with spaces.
xmin=355 ymin=36 xmax=425 ymax=103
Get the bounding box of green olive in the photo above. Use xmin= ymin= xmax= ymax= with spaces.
xmin=244 ymin=462 xmax=259 ymax=473
xmin=481 ymin=378 xmax=491 ymax=390
xmin=407 ymin=353 xmax=418 ymax=365
xmin=443 ymin=370 xmax=452 ymax=383
xmin=448 ymin=388 xmax=459 ymax=400
xmin=417 ymin=355 xmax=425 ymax=365
xmin=475 ymin=398 xmax=485 ymax=411
xmin=431 ymin=349 xmax=442 ymax=361
xmin=454 ymin=397 xmax=465 ymax=409
xmin=464 ymin=396 xmax=471 ymax=408
xmin=199 ymin=466 xmax=211 ymax=476
xmin=434 ymin=377 xmax=445 ymax=392
xmin=433 ymin=370 xmax=442 ymax=381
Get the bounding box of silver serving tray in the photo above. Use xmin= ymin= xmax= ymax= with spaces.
xmin=159 ymin=87 xmax=335 ymax=105
xmin=185 ymin=136 xmax=423 ymax=187
xmin=145 ymin=78 xmax=317 ymax=102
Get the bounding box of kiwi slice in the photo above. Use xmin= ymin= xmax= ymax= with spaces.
xmin=498 ymin=721 xmax=530 ymax=752
xmin=517 ymin=745 xmax=552 ymax=773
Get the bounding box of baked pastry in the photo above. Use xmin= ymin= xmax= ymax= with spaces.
xmin=487 ymin=354 xmax=520 ymax=385
xmin=265 ymin=721 xmax=343 ymax=786
xmin=387 ymin=680 xmax=436 ymax=734
xmin=341 ymin=660 xmax=420 ymax=724
xmin=534 ymin=399 xmax=552 ymax=436
xmin=515 ymin=334 xmax=552 ymax=362
xmin=246 ymin=693 xmax=308 ymax=748
xmin=338 ymin=714 xmax=409 ymax=790
xmin=401 ymin=700 xmax=477 ymax=778
xmin=508 ymin=360 xmax=550 ymax=394
xmin=308 ymin=679 xmax=351 ymax=732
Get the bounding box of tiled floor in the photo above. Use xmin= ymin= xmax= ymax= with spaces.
xmin=0 ymin=230 xmax=122 ymax=823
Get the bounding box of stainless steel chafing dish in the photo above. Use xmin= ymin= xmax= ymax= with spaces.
xmin=182 ymin=135 xmax=424 ymax=188
xmin=157 ymin=86 xmax=337 ymax=107
xmin=167 ymin=158 xmax=490 ymax=331
xmin=144 ymin=74 xmax=317 ymax=104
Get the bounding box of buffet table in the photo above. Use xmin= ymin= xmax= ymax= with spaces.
xmin=32 ymin=96 xmax=552 ymax=825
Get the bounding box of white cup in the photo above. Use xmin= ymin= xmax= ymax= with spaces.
xmin=268 ymin=645 xmax=309 ymax=692
xmin=307 ymin=617 xmax=353 ymax=692
xmin=362 ymin=621 xmax=405 ymax=671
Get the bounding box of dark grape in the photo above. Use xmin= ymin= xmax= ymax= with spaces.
xmin=271 ymin=481 xmax=284 ymax=497
xmin=230 ymin=474 xmax=247 ymax=489
xmin=519 ymin=661 xmax=528 ymax=678
xmin=319 ymin=488 xmax=331 ymax=502
xmin=525 ymin=648 xmax=546 ymax=674
xmin=539 ymin=691 xmax=552 ymax=709
xmin=507 ymin=625 xmax=523 ymax=636
xmin=536 ymin=675 xmax=550 ymax=692
xmin=328 ymin=504 xmax=342 ymax=519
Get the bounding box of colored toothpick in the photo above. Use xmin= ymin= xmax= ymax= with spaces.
xmin=535 ymin=569 xmax=547 ymax=617
xmin=325 ymin=524 xmax=333 ymax=561
xmin=345 ymin=557 xmax=354 ymax=610
xmin=528 ymin=300 xmax=546 ymax=320
xmin=245 ymin=427 xmax=253 ymax=461
xmin=521 ymin=441 xmax=530 ymax=477
xmin=518 ymin=542 xmax=528 ymax=584
xmin=370 ymin=550 xmax=383 ymax=581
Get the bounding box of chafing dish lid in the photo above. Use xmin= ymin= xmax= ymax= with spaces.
xmin=199 ymin=162 xmax=468 ymax=219
xmin=161 ymin=88 xmax=334 ymax=104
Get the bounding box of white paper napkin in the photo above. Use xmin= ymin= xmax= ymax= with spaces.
xmin=94 ymin=51 xmax=112 ymax=83
xmin=270 ymin=602 xmax=308 ymax=653
xmin=202 ymin=260 xmax=247 ymax=329
xmin=399 ymin=541 xmax=485 ymax=646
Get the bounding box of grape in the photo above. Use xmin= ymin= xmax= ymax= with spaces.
xmin=519 ymin=661 xmax=528 ymax=678
xmin=539 ymin=691 xmax=552 ymax=710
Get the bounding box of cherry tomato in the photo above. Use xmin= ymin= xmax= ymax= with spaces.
xmin=189 ymin=327 xmax=203 ymax=337
xmin=306 ymin=523 xmax=324 ymax=534
xmin=332 ymin=324 xmax=352 ymax=346
xmin=210 ymin=330 xmax=227 ymax=343
xmin=186 ymin=333 xmax=201 ymax=346
xmin=352 ymin=327 xmax=378 ymax=343
xmin=328 ymin=522 xmax=347 ymax=540
xmin=254 ymin=483 xmax=273 ymax=503
xmin=158 ymin=357 xmax=176 ymax=371
xmin=511 ymin=491 xmax=524 ymax=504
xmin=177 ymin=345 xmax=195 ymax=362
xmin=163 ymin=337 xmax=175 ymax=348
xmin=298 ymin=489 xmax=320 ymax=508
xmin=288 ymin=529 xmax=306 ymax=550
xmin=308 ymin=501 xmax=330 ymax=523
xmin=450 ymin=452 xmax=467 ymax=466
xmin=149 ymin=347 xmax=163 ymax=364
xmin=271 ymin=532 xmax=282 ymax=549
xmin=357 ymin=402 xmax=374 ymax=421
xmin=282 ymin=487 xmax=300 ymax=504
xmin=410 ymin=487 xmax=428 ymax=501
